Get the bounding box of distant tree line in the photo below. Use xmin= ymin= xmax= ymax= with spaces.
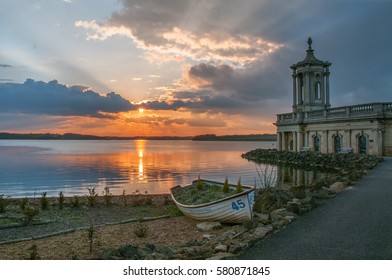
xmin=192 ymin=134 xmax=277 ymax=141
xmin=0 ymin=132 xmax=193 ymax=140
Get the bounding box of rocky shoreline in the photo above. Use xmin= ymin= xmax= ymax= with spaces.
xmin=99 ymin=149 xmax=383 ymax=260
xmin=0 ymin=149 xmax=383 ymax=260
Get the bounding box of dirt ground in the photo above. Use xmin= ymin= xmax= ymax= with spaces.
xmin=0 ymin=194 xmax=229 ymax=260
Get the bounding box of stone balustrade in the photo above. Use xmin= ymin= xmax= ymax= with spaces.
xmin=277 ymin=102 xmax=392 ymax=124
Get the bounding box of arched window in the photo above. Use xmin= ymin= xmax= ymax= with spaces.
xmin=314 ymin=135 xmax=320 ymax=152
xmin=315 ymin=82 xmax=321 ymax=100
xmin=358 ymin=135 xmax=367 ymax=154
xmin=334 ymin=135 xmax=342 ymax=153
xmin=298 ymin=73 xmax=304 ymax=104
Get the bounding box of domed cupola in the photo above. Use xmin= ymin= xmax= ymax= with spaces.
xmin=290 ymin=37 xmax=332 ymax=112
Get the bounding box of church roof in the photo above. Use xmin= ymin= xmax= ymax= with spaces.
xmin=291 ymin=37 xmax=331 ymax=69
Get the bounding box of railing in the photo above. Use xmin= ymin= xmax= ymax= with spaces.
xmin=277 ymin=102 xmax=392 ymax=124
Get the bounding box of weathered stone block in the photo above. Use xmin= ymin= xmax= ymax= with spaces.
xmin=214 ymin=244 xmax=228 ymax=253
xmin=252 ymin=225 xmax=273 ymax=239
xmin=197 ymin=222 xmax=222 ymax=231
xmin=329 ymin=181 xmax=349 ymax=193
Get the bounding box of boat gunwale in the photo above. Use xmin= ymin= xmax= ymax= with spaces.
xmin=170 ymin=179 xmax=255 ymax=209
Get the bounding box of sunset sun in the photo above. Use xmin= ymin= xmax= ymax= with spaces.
xmin=138 ymin=108 xmax=144 ymax=113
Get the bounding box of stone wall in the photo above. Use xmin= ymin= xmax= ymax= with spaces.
xmin=277 ymin=118 xmax=389 ymax=156
xmin=383 ymin=120 xmax=392 ymax=156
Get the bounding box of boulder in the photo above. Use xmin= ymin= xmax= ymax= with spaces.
xmin=228 ymin=244 xmax=242 ymax=254
xmin=288 ymin=185 xmax=307 ymax=199
xmin=214 ymin=244 xmax=228 ymax=253
xmin=203 ymin=234 xmax=216 ymax=241
xmin=252 ymin=225 xmax=273 ymax=239
xmin=268 ymin=208 xmax=287 ymax=222
xmin=286 ymin=201 xmax=301 ymax=215
xmin=329 ymin=182 xmax=349 ymax=193
xmin=197 ymin=222 xmax=222 ymax=231
xmin=219 ymin=229 xmax=237 ymax=241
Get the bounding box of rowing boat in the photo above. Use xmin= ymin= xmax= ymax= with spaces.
xmin=170 ymin=179 xmax=255 ymax=223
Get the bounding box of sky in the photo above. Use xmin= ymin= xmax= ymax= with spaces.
xmin=1 ymin=0 xmax=391 ymax=137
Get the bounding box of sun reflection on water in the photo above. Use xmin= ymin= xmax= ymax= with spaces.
xmin=136 ymin=140 xmax=145 ymax=181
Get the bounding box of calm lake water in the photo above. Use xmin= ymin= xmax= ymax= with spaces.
xmin=0 ymin=140 xmax=282 ymax=197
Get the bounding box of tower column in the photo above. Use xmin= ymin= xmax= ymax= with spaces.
xmin=292 ymin=72 xmax=297 ymax=111
xmin=281 ymin=132 xmax=286 ymax=151
xmin=293 ymin=131 xmax=298 ymax=152
xmin=326 ymin=67 xmax=330 ymax=107
xmin=277 ymin=132 xmax=282 ymax=151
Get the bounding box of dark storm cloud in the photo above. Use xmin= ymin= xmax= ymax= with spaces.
xmin=78 ymin=0 xmax=392 ymax=116
xmin=0 ymin=79 xmax=136 ymax=118
xmin=142 ymin=100 xmax=189 ymax=111
xmin=0 ymin=64 xmax=12 ymax=68
xmin=188 ymin=62 xmax=289 ymax=101
xmin=110 ymin=0 xmax=192 ymax=46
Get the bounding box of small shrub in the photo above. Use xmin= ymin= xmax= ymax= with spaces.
xmin=0 ymin=194 xmax=10 ymax=213
xmin=222 ymin=177 xmax=230 ymax=193
xmin=22 ymin=206 xmax=39 ymax=226
xmin=27 ymin=244 xmax=40 ymax=260
xmin=87 ymin=223 xmax=95 ymax=253
xmin=236 ymin=177 xmax=243 ymax=193
xmin=86 ymin=187 xmax=98 ymax=207
xmin=133 ymin=220 xmax=148 ymax=238
xmin=19 ymin=197 xmax=28 ymax=211
xmin=72 ymin=195 xmax=80 ymax=208
xmin=196 ymin=175 xmax=203 ymax=190
xmin=103 ymin=187 xmax=112 ymax=207
xmin=121 ymin=190 xmax=127 ymax=206
xmin=58 ymin=191 xmax=65 ymax=209
xmin=40 ymin=192 xmax=49 ymax=210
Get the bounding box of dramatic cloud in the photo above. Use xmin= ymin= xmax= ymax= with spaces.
xmin=0 ymin=79 xmax=136 ymax=118
xmin=75 ymin=0 xmax=283 ymax=66
xmin=2 ymin=0 xmax=392 ymax=136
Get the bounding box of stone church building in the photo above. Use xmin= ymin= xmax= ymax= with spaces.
xmin=275 ymin=38 xmax=392 ymax=157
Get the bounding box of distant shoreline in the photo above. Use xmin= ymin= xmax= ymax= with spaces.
xmin=0 ymin=132 xmax=277 ymax=142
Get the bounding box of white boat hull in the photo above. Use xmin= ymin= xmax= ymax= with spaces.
xmin=170 ymin=180 xmax=255 ymax=223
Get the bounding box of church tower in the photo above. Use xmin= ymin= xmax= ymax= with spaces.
xmin=291 ymin=37 xmax=332 ymax=112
